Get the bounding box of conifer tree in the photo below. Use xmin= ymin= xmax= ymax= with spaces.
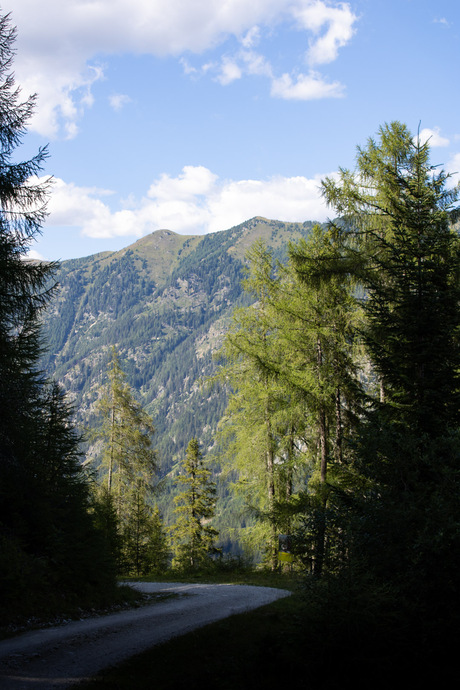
xmin=274 ymin=225 xmax=364 ymax=575
xmin=217 ymin=233 xmax=362 ymax=573
xmin=322 ymin=122 xmax=460 ymax=601
xmin=0 ymin=11 xmax=116 ymax=615
xmin=216 ymin=241 xmax=294 ymax=568
xmin=172 ymin=437 xmax=219 ymax=569
xmin=145 ymin=506 xmax=170 ymax=573
xmin=94 ymin=347 xmax=159 ymax=574
xmin=96 ymin=347 xmax=157 ymax=499
xmin=0 ymin=11 xmax=55 ymax=452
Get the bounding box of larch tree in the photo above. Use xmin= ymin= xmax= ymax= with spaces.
xmin=272 ymin=224 xmax=364 ymax=576
xmin=215 ymin=241 xmax=295 ymax=569
xmin=96 ymin=347 xmax=157 ymax=499
xmin=94 ymin=347 xmax=160 ymax=574
xmin=217 ymin=232 xmax=363 ymax=574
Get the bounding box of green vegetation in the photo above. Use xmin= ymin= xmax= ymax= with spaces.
xmin=0 ymin=12 xmax=118 ymax=623
xmin=215 ymin=240 xmax=299 ymax=568
xmin=1 ymin=11 xmax=458 ymax=682
xmin=202 ymin=122 xmax=458 ymax=673
xmin=40 ymin=218 xmax=314 ymax=472
xmin=216 ymin=123 xmax=459 ymax=585
xmin=78 ymin=571 xmax=451 ymax=690
xmin=38 ymin=215 xmax=315 ymax=557
xmin=215 ymin=226 xmax=364 ymax=571
xmin=95 ymin=348 xmax=157 ymax=495
xmin=171 ymin=438 xmax=219 ymax=569
xmin=320 ymin=123 xmax=460 ymax=606
xmin=91 ymin=348 xmax=168 ymax=576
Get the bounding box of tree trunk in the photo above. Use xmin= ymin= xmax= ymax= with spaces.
xmin=335 ymin=385 xmax=343 ymax=464
xmin=265 ymin=406 xmax=277 ymax=570
xmin=315 ymin=336 xmax=328 ymax=577
xmin=108 ymin=403 xmax=115 ymax=493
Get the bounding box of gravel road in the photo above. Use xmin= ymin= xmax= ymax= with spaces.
xmin=0 ymin=582 xmax=291 ymax=689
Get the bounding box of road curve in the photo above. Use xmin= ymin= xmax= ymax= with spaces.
xmin=0 ymin=582 xmax=291 ymax=689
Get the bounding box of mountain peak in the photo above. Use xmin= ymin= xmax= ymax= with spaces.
xmin=41 ymin=217 xmax=318 ymax=466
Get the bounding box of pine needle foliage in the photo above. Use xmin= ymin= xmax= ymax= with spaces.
xmin=0 ymin=12 xmax=117 ymax=617
xmin=172 ymin=437 xmax=220 ymax=570
xmin=322 ymin=121 xmax=460 ymax=607
xmin=93 ymin=347 xmax=161 ymax=575
xmin=95 ymin=347 xmax=157 ymax=495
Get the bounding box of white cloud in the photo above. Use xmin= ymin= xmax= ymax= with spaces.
xmin=147 ymin=166 xmax=218 ymax=200
xmin=446 ymin=152 xmax=460 ymax=185
xmin=206 ymin=173 xmax=327 ymax=232
xmin=241 ymin=26 xmax=262 ymax=49
xmin=418 ymin=127 xmax=450 ymax=148
xmin=179 ymin=58 xmax=199 ymax=75
xmin=293 ymin=0 xmax=357 ymax=65
xmin=271 ymin=71 xmax=344 ymax=99
xmin=17 ymin=61 xmax=104 ymax=139
xmin=433 ymin=17 xmax=450 ymax=28
xmin=25 ymin=249 xmax=46 ymax=261
xmin=7 ymin=0 xmax=358 ymax=137
xmin=213 ymin=47 xmax=273 ymax=87
xmin=46 ymin=178 xmax=116 ymax=228
xmin=109 ymin=93 xmax=132 ymax=111
xmin=45 ymin=166 xmax=330 ymax=239
xmin=241 ymin=50 xmax=273 ymax=78
xmin=216 ymin=58 xmax=243 ymax=85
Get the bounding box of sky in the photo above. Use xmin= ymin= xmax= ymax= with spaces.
xmin=5 ymin=0 xmax=460 ymax=261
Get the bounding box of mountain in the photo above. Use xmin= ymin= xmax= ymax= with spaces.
xmin=41 ymin=217 xmax=316 ymax=476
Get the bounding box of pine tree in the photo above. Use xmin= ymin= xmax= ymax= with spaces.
xmin=172 ymin=438 xmax=219 ymax=570
xmin=0 ymin=11 xmax=55 ymax=460
xmin=145 ymin=506 xmax=170 ymax=573
xmin=93 ymin=347 xmax=158 ymax=574
xmin=322 ymin=121 xmax=460 ymax=604
xmin=0 ymin=12 xmax=116 ymax=615
xmin=96 ymin=347 xmax=157 ymax=499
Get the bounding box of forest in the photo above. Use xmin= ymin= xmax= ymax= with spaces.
xmin=1 ymin=10 xmax=459 ymax=677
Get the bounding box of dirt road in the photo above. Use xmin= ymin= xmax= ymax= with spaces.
xmin=0 ymin=582 xmax=291 ymax=689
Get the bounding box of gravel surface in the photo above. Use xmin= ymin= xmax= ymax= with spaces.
xmin=0 ymin=582 xmax=291 ymax=689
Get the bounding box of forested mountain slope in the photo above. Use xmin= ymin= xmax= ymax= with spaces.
xmin=41 ymin=217 xmax=316 ymax=471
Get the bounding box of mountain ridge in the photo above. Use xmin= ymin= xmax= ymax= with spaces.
xmin=41 ymin=216 xmax=318 ymax=473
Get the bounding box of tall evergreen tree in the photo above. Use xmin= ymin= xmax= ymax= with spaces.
xmin=0 ymin=12 xmax=55 ymax=452
xmin=93 ymin=347 xmax=159 ymax=574
xmin=322 ymin=121 xmax=460 ymax=605
xmin=95 ymin=347 xmax=157 ymax=499
xmin=172 ymin=437 xmax=219 ymax=570
xmin=322 ymin=122 xmax=460 ymax=432
xmin=0 ymin=12 xmax=116 ymax=616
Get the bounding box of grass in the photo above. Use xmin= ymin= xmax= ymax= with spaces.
xmin=121 ymin=565 xmax=300 ymax=589
xmin=5 ymin=566 xmax=456 ymax=688
xmin=79 ymin=577 xmax=316 ymax=690
xmin=78 ymin=568 xmax=458 ymax=690
xmin=0 ymin=584 xmax=154 ymax=641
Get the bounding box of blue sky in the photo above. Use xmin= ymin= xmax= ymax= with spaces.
xmin=6 ymin=0 xmax=460 ymax=261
